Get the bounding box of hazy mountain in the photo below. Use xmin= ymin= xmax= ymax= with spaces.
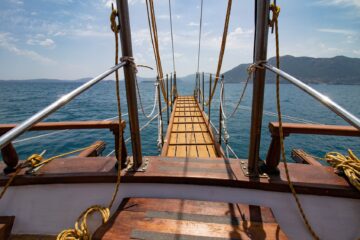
xmin=223 ymin=55 xmax=360 ymax=84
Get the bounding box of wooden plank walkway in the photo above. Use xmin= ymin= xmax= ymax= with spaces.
xmin=162 ymin=96 xmax=221 ymax=158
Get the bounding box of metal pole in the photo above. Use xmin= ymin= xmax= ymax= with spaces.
xmin=157 ymin=76 xmax=164 ymax=146
xmin=0 ymin=62 xmax=125 ymax=149
xmin=174 ymin=71 xmax=177 ymax=98
xmin=218 ymin=75 xmax=224 ymax=144
xmin=264 ymin=64 xmax=360 ymax=131
xmin=202 ymin=72 xmax=205 ymax=110
xmin=170 ymin=73 xmax=173 ymax=112
xmin=248 ymin=0 xmax=270 ymax=176
xmin=116 ymin=0 xmax=142 ymax=167
xmin=166 ymin=74 xmax=169 ymax=124
xmin=208 ymin=74 xmax=212 ymax=124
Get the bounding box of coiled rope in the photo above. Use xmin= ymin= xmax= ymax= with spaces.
xmin=271 ymin=3 xmax=320 ymax=239
xmin=57 ymin=6 xmax=125 ymax=239
xmin=325 ymin=150 xmax=360 ymax=191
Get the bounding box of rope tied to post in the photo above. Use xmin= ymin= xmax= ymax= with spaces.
xmin=120 ymin=56 xmax=138 ymax=73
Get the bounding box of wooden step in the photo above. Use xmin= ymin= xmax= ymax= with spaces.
xmin=93 ymin=198 xmax=288 ymax=240
xmin=0 ymin=216 xmax=14 ymax=240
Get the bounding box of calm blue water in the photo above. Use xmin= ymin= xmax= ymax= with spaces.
xmin=0 ymin=80 xmax=359 ymax=163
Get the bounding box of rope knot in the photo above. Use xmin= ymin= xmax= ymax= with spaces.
xmin=110 ymin=5 xmax=118 ymax=34
xmin=120 ymin=56 xmax=138 ymax=73
xmin=269 ymin=3 xmax=280 ymax=32
xmin=26 ymin=154 xmax=43 ymax=168
xmin=247 ymin=60 xmax=267 ymax=74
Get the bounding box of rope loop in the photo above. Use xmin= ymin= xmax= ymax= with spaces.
xmin=269 ymin=3 xmax=280 ymax=32
xmin=247 ymin=60 xmax=267 ymax=74
xmin=110 ymin=5 xmax=119 ymax=34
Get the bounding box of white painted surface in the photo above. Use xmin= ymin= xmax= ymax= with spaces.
xmin=0 ymin=183 xmax=359 ymax=239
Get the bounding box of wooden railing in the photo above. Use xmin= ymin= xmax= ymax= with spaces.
xmin=265 ymin=122 xmax=360 ymax=173
xmin=0 ymin=120 xmax=127 ymax=173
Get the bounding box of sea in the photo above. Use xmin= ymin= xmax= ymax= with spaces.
xmin=0 ymin=80 xmax=359 ymax=164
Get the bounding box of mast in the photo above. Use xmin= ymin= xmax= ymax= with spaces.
xmin=116 ymin=0 xmax=143 ymax=168
xmin=247 ymin=0 xmax=270 ymax=176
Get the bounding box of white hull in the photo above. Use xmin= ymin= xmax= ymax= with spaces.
xmin=0 ymin=183 xmax=359 ymax=239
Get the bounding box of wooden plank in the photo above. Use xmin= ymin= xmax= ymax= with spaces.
xmin=0 ymin=120 xmax=125 ymax=135
xmin=197 ymin=145 xmax=210 ymax=158
xmin=93 ymin=198 xmax=288 ymax=240
xmin=269 ymin=122 xmax=360 ymax=137
xmin=291 ymin=149 xmax=323 ymax=166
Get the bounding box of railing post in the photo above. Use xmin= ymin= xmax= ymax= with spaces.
xmin=247 ymin=0 xmax=270 ymax=176
xmin=166 ymin=74 xmax=169 ymax=124
xmin=157 ymin=76 xmax=164 ymax=146
xmin=208 ymin=74 xmax=212 ymax=124
xmin=174 ymin=71 xmax=177 ymax=98
xmin=202 ymin=72 xmax=205 ymax=110
xmin=116 ymin=0 xmax=142 ymax=168
xmin=218 ymin=74 xmax=224 ymax=144
xmin=170 ymin=73 xmax=173 ymax=112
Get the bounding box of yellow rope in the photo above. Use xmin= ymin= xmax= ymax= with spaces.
xmin=0 ymin=145 xmax=96 ymax=199
xmin=325 ymin=150 xmax=360 ymax=191
xmin=272 ymin=3 xmax=320 ymax=239
xmin=206 ymin=0 xmax=233 ymax=107
xmin=56 ymin=6 xmax=124 ymax=239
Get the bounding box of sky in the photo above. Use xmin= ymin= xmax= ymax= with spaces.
xmin=0 ymin=0 xmax=359 ymax=80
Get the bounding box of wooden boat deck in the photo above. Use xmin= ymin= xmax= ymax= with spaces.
xmin=93 ymin=197 xmax=288 ymax=239
xmin=162 ymin=96 xmax=221 ymax=158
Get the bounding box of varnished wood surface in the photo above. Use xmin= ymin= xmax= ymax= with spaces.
xmin=162 ymin=96 xmax=219 ymax=158
xmin=269 ymin=122 xmax=360 ymax=137
xmin=0 ymin=156 xmax=358 ymax=199
xmin=93 ymin=198 xmax=288 ymax=240
xmin=0 ymin=120 xmax=126 ymax=135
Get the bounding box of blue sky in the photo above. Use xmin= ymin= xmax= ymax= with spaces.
xmin=0 ymin=0 xmax=359 ymax=80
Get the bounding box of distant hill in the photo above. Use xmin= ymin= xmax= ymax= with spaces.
xmin=224 ymin=55 xmax=360 ymax=84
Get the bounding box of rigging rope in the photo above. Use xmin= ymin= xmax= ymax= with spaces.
xmin=57 ymin=7 xmax=124 ymax=239
xmin=145 ymin=0 xmax=169 ymax=104
xmin=168 ymin=0 xmax=176 ymax=73
xmin=271 ymin=3 xmax=320 ymax=239
xmin=207 ymin=0 xmax=233 ymax=106
xmin=135 ymin=76 xmax=158 ymax=119
xmin=219 ymin=63 xmax=257 ymax=120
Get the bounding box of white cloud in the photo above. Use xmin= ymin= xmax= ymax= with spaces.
xmin=8 ymin=0 xmax=23 ymax=5
xmin=317 ymin=0 xmax=360 ymax=8
xmin=0 ymin=32 xmax=56 ymax=64
xmin=317 ymin=28 xmax=356 ymax=35
xmin=27 ymin=34 xmax=56 ymax=48
xmin=188 ymin=22 xmax=199 ymax=27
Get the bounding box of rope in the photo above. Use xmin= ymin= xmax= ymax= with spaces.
xmin=207 ymin=0 xmax=233 ymax=106
xmin=325 ymin=150 xmax=360 ymax=191
xmin=168 ymin=0 xmax=176 ymax=73
xmin=57 ymin=7 xmax=125 ymax=239
xmin=145 ymin=0 xmax=169 ymax=104
xmin=271 ymin=3 xmax=320 ymax=239
xmin=0 ymin=145 xmax=95 ymax=199
xmin=135 ymin=76 xmax=158 ymax=119
xmin=219 ymin=63 xmax=258 ymax=120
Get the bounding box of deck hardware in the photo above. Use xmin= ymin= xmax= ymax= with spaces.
xmin=125 ymin=157 xmax=150 ymax=172
xmin=239 ymin=159 xmax=268 ymax=178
